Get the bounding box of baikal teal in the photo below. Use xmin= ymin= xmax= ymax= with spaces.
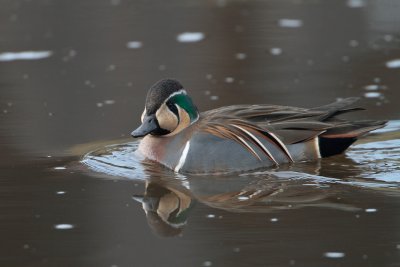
xmin=131 ymin=79 xmax=386 ymax=174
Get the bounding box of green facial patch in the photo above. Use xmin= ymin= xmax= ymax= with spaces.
xmin=170 ymin=93 xmax=199 ymax=121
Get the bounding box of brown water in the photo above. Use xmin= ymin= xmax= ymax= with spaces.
xmin=1 ymin=0 xmax=400 ymax=266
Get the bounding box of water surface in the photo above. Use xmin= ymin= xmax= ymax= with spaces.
xmin=1 ymin=0 xmax=400 ymax=266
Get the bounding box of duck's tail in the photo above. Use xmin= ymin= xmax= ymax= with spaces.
xmin=318 ymin=120 xmax=387 ymax=157
xmin=308 ymin=97 xmax=387 ymax=157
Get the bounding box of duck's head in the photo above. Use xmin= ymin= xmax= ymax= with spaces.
xmin=131 ymin=79 xmax=199 ymax=138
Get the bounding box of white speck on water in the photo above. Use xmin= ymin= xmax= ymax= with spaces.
xmin=0 ymin=51 xmax=52 ymax=62
xmin=233 ymin=247 xmax=241 ymax=252
xmin=10 ymin=14 xmax=18 ymax=22
xmin=204 ymin=90 xmax=211 ymax=95
xmin=235 ymin=53 xmax=247 ymax=60
xmin=278 ymin=18 xmax=303 ymax=28
xmin=364 ymin=84 xmax=379 ymax=90
xmin=225 ymin=77 xmax=234 ymax=83
xmin=56 ymin=191 xmax=66 ymax=195
xmin=289 ymin=260 xmax=296 ymax=266
xmin=384 ymin=34 xmax=394 ymax=42
xmin=126 ymin=41 xmax=143 ymax=49
xmin=206 ymin=74 xmax=213 ymax=80
xmin=216 ymin=0 xmax=227 ymax=7
xmin=7 ymin=102 xmax=13 ymax=107
xmin=107 ymin=64 xmax=116 ymax=71
xmin=3 ymin=110 xmax=8 ymax=114
xmin=364 ymin=92 xmax=381 ymax=98
xmin=62 ymin=49 xmax=77 ymax=62
xmin=202 ymin=261 xmax=212 ymax=267
xmin=104 ymin=100 xmax=116 ymax=105
xmin=349 ymin=40 xmax=359 ymax=47
xmin=371 ymin=43 xmax=380 ymax=50
xmin=270 ymin=47 xmax=282 ymax=55
xmin=177 ymin=32 xmax=205 ymax=43
xmin=210 ymin=95 xmax=219 ymax=101
xmin=47 ymin=155 xmax=52 ymax=158
xmin=324 ymin=252 xmax=345 ymax=258
xmin=54 ymin=167 xmax=66 ymax=170
xmin=23 ymin=244 xmax=30 ymax=249
xmin=158 ymin=64 xmax=166 ymax=71
xmin=365 ymin=208 xmax=377 ymax=213
xmin=23 ymin=74 xmax=29 ymax=79
xmin=54 ymin=224 xmax=74 ymax=230
xmin=373 ymin=77 xmax=381 ymax=83
xmin=206 ymin=214 xmax=216 ymax=218
xmin=342 ymin=55 xmax=350 ymax=62
xmin=237 ymin=196 xmax=249 ymax=201
xmin=48 ymin=112 xmax=53 ymax=116
xmin=362 ymin=254 xmax=368 ymax=260
xmin=96 ymin=102 xmax=104 ymax=107
xmin=386 ymin=59 xmax=400 ymax=68
xmin=396 ymin=244 xmax=400 ymax=250
xmin=347 ymin=0 xmax=365 ymax=8
xmin=69 ymin=50 xmax=77 ymax=57
xmin=110 ymin=0 xmax=121 ymax=5
xmin=270 ymin=218 xmax=279 ymax=222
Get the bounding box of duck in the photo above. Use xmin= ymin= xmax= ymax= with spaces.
xmin=131 ymin=78 xmax=386 ymax=174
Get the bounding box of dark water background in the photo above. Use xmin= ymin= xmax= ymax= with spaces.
xmin=1 ymin=0 xmax=400 ymax=266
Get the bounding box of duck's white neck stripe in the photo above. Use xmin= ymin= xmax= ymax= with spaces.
xmin=175 ymin=141 xmax=190 ymax=172
xmin=166 ymin=89 xmax=187 ymax=102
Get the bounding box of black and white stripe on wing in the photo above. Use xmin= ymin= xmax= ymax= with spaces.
xmin=207 ymin=124 xmax=262 ymax=161
xmin=230 ymin=124 xmax=279 ymax=165
xmin=264 ymin=131 xmax=294 ymax=162
xmin=232 ymin=120 xmax=294 ymax=163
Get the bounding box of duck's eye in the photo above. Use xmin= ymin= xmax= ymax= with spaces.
xmin=166 ymin=100 xmax=179 ymax=117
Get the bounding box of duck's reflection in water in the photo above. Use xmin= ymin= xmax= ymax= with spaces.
xmin=133 ymin=160 xmax=375 ymax=237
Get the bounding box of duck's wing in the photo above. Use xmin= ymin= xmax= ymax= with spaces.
xmin=204 ymin=97 xmax=363 ymax=123
xmin=200 ymin=98 xmax=386 ymax=160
